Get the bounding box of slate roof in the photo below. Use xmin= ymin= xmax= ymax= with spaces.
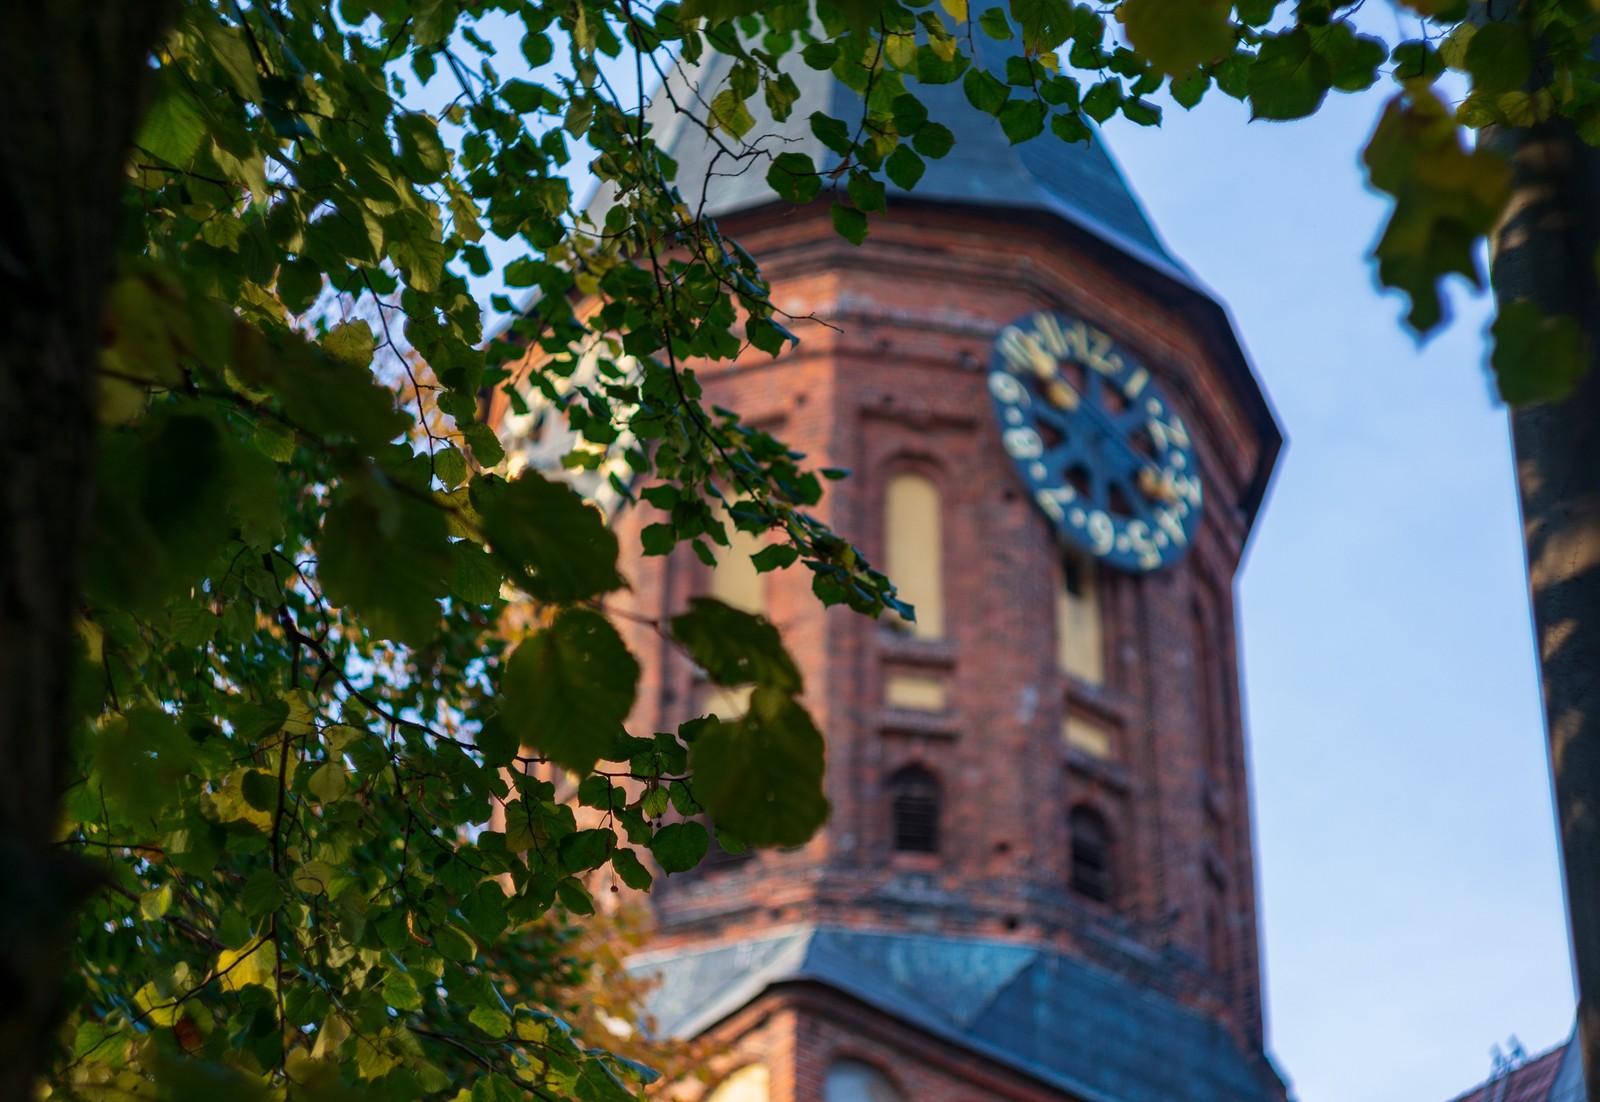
xmin=629 ymin=926 xmax=1283 ymax=1102
xmin=617 ymin=30 xmax=1186 ymax=289
xmin=1444 ymin=1037 xmax=1588 ymax=1102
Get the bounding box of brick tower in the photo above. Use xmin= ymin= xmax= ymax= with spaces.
xmin=514 ymin=32 xmax=1287 ymax=1102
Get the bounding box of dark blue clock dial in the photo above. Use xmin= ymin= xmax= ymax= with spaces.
xmin=987 ymin=311 xmax=1203 ymax=573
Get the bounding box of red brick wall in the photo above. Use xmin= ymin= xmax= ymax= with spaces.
xmin=603 ymin=202 xmax=1275 ymax=1064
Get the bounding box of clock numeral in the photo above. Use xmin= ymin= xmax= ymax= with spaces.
xmin=1154 ymin=506 xmax=1188 ymax=547
xmin=1171 ymin=471 xmax=1203 ymax=507
xmin=1125 ymin=519 xmax=1161 ymax=570
xmin=1085 ymin=327 xmax=1123 ymax=376
xmin=1034 ymin=485 xmax=1076 ymax=523
xmin=1032 ymin=312 xmax=1070 ymax=358
xmin=1147 ymin=413 xmax=1190 ymax=452
xmin=988 ymin=371 xmax=1029 ymax=406
xmin=998 ymin=326 xmax=1056 ymax=379
xmin=1003 ymin=427 xmax=1045 ymax=460
xmin=1123 ymin=367 xmax=1149 ymax=399
xmin=1086 ymin=509 xmax=1115 ymax=554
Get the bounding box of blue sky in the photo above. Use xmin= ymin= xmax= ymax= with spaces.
xmin=1106 ymin=81 xmax=1576 ymax=1102
xmin=423 ymin=20 xmax=1579 ymax=1100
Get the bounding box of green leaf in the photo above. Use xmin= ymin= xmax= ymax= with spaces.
xmin=501 ymin=608 xmax=640 ymax=774
xmin=277 ymin=258 xmax=323 ymax=314
xmin=318 ymin=483 xmax=451 ymax=645
xmin=474 ymin=473 xmax=624 ymax=602
xmin=1009 ymin=0 xmax=1074 ymax=53
xmin=671 ymin=598 xmax=802 ymax=690
xmin=449 ymin=540 xmax=504 ymax=605
xmin=766 ymin=152 xmax=822 ymax=204
xmin=1248 ymin=28 xmax=1331 ymax=121
xmin=559 ymin=828 xmax=613 ymax=873
xmin=690 ymin=688 xmax=829 ymax=847
xmin=679 ymin=0 xmax=766 ymax=20
xmin=963 ymin=68 xmax=1011 ymax=116
xmin=831 ymin=203 xmax=869 ymax=245
xmin=802 ymin=42 xmax=841 ymax=69
xmin=1081 ymin=79 xmax=1122 ymax=123
xmin=555 ymin=876 xmax=595 ymax=915
xmin=1171 ymin=70 xmax=1210 ymax=109
xmin=1491 ymin=301 xmax=1587 ymax=405
xmin=323 ymin=320 xmax=376 ymax=371
xmin=847 ymin=172 xmax=886 ymax=213
xmin=611 ymin=847 xmax=654 ymax=890
xmin=746 ymin=316 xmax=792 ymax=356
xmin=1118 ymin=0 xmax=1232 ymax=77
xmin=885 ymin=145 xmax=926 ymax=190
xmin=810 ymin=112 xmax=853 ymax=156
xmin=999 ymin=99 xmax=1048 ymax=143
xmin=434 ymin=925 xmax=477 ymax=962
xmin=134 ymin=79 xmax=206 ymax=168
xmin=1464 ymin=20 xmax=1532 ymax=94
xmin=750 ymin=544 xmax=799 ymax=572
xmin=395 ymin=113 xmax=450 ymax=184
xmin=649 ymin=821 xmax=709 ymax=873
xmin=979 ymin=7 xmax=1014 ymax=39
xmin=434 ymin=446 xmax=468 ymax=489
xmin=912 ymin=122 xmax=955 ymax=158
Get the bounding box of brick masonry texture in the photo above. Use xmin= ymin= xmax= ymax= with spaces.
xmin=594 ymin=201 xmax=1280 ymax=1101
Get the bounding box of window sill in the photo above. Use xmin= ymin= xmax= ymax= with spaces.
xmin=878 ymin=708 xmax=961 ymax=739
xmin=1066 ymin=748 xmax=1131 ymax=793
xmin=877 ymin=631 xmax=959 ymax=668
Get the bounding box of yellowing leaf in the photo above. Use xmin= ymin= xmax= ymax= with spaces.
xmin=135 ymin=982 xmax=182 ymax=1027
xmin=218 ymin=941 xmax=276 ymax=992
xmin=1363 ymin=84 xmax=1510 ymax=332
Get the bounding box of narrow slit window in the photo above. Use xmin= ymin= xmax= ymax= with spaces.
xmin=889 ymin=766 xmax=941 ymax=854
xmin=1056 ymin=552 xmax=1103 ymax=684
xmin=885 ymin=473 xmax=944 ymax=639
xmin=1069 ymin=805 xmax=1113 ymax=903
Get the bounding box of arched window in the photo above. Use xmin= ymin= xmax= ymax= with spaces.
xmin=1069 ymin=805 xmax=1113 ymax=903
xmin=707 ymin=1064 xmax=770 ymax=1102
xmin=1056 ymin=552 xmax=1103 ymax=684
xmin=888 ymin=766 xmax=940 ymax=854
xmin=885 ymin=473 xmax=944 ymax=640
xmin=825 ymin=1059 xmax=904 ymax=1102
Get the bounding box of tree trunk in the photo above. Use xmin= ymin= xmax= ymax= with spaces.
xmin=0 ymin=4 xmax=176 ymax=1096
xmin=1484 ymin=114 xmax=1600 ymax=1102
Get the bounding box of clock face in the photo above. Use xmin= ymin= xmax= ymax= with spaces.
xmin=987 ymin=311 xmax=1203 ymax=573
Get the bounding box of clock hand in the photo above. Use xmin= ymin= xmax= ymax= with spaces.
xmin=1032 ymin=366 xmax=1172 ymax=506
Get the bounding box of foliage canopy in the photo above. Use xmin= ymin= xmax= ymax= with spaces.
xmin=24 ymin=0 xmax=1600 ymax=1097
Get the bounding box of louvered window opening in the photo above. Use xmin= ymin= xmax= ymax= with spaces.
xmin=890 ymin=771 xmax=940 ymax=853
xmin=1070 ymin=807 xmax=1112 ymax=902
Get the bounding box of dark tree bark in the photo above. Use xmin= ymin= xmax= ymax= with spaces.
xmin=0 ymin=4 xmax=176 ymax=1096
xmin=1483 ymin=115 xmax=1600 ymax=1102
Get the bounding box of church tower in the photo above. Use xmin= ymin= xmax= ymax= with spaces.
xmin=537 ymin=30 xmax=1285 ymax=1102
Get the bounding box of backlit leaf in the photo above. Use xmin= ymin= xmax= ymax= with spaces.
xmin=501 ymin=609 xmax=639 ymax=773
